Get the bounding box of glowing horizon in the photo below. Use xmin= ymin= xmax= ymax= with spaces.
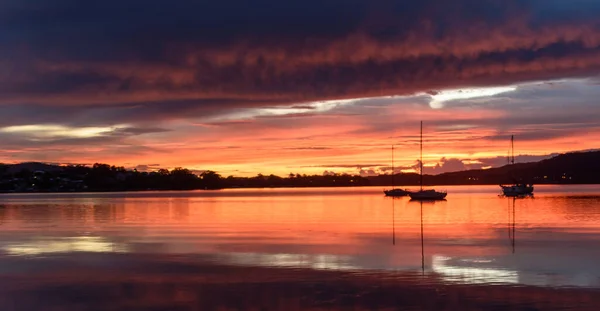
xmin=1 ymin=79 xmax=599 ymax=177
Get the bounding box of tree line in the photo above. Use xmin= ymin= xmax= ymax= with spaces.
xmin=0 ymin=163 xmax=370 ymax=192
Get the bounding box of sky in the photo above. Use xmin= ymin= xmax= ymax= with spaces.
xmin=1 ymin=0 xmax=600 ymax=176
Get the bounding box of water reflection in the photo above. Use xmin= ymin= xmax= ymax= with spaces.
xmin=222 ymin=252 xmax=359 ymax=270
xmin=419 ymin=201 xmax=425 ymax=275
xmin=5 ymin=236 xmax=128 ymax=256
xmin=392 ymin=197 xmax=395 ymax=246
xmin=0 ymin=186 xmax=599 ymax=288
xmin=431 ymin=255 xmax=519 ymax=284
xmin=0 ymin=186 xmax=600 ymax=309
xmin=418 ymin=197 xmax=522 ymax=285
xmin=509 ymin=197 xmax=516 ymax=254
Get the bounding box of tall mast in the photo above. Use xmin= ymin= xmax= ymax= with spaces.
xmin=511 ymin=135 xmax=515 ymax=165
xmin=420 ymin=121 xmax=423 ymax=191
xmin=392 ymin=145 xmax=395 ymax=188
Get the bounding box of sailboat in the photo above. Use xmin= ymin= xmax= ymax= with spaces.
xmin=500 ymin=135 xmax=534 ymax=197
xmin=408 ymin=121 xmax=447 ymax=201
xmin=384 ymin=145 xmax=410 ymax=197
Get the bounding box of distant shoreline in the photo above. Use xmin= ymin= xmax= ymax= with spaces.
xmin=2 ymin=150 xmax=600 ymax=193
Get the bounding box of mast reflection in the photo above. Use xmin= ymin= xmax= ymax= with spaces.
xmin=392 ymin=196 xmax=396 ymax=246
xmin=511 ymin=197 xmax=516 ymax=253
xmin=506 ymin=195 xmax=529 ymax=253
xmin=403 ymin=200 xmax=439 ymax=274
xmin=420 ymin=201 xmax=424 ymax=275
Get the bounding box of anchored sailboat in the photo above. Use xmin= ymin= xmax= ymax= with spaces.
xmin=408 ymin=121 xmax=447 ymax=201
xmin=500 ymin=135 xmax=534 ymax=197
xmin=384 ymin=145 xmax=410 ymax=197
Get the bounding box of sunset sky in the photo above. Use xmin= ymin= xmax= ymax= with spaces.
xmin=2 ymin=0 xmax=600 ymax=176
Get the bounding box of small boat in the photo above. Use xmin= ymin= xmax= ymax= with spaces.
xmin=384 ymin=145 xmax=410 ymax=197
xmin=384 ymin=188 xmax=410 ymax=197
xmin=408 ymin=121 xmax=447 ymax=201
xmin=500 ymin=184 xmax=534 ymax=197
xmin=500 ymin=135 xmax=534 ymax=197
xmin=409 ymin=189 xmax=447 ymax=200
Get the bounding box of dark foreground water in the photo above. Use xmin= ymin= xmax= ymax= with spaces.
xmin=1 ymin=185 xmax=600 ymax=310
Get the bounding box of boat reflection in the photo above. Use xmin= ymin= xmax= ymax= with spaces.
xmin=508 ymin=197 xmax=516 ymax=254
xmin=403 ymin=199 xmax=521 ymax=284
xmin=391 ymin=198 xmax=427 ymax=274
xmin=506 ymin=194 xmax=531 ymax=254
xmin=404 ymin=200 xmax=438 ymax=274
xmin=392 ymin=196 xmax=395 ymax=246
xmin=420 ymin=201 xmax=425 ymax=275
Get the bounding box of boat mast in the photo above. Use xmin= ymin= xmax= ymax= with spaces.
xmin=392 ymin=145 xmax=395 ymax=188
xmin=420 ymin=121 xmax=423 ymax=191
xmin=511 ymin=135 xmax=515 ymax=165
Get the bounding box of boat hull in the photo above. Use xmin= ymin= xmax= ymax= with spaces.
xmin=408 ymin=190 xmax=447 ymax=201
xmin=500 ymin=184 xmax=534 ymax=197
xmin=384 ymin=189 xmax=410 ymax=197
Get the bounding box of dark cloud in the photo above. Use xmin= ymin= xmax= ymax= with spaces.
xmin=1 ymin=0 xmax=600 ymax=110
xmin=114 ymin=127 xmax=171 ymax=136
xmin=0 ymin=98 xmax=281 ymax=127
xmin=289 ymin=105 xmax=318 ymax=110
xmin=253 ymin=113 xmax=322 ymax=120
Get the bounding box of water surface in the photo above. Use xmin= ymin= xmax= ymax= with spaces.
xmin=1 ymin=185 xmax=600 ymax=310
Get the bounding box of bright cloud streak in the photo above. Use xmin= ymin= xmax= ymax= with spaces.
xmin=259 ymin=99 xmax=359 ymax=115
xmin=210 ymin=98 xmax=362 ymax=121
xmin=428 ymin=86 xmax=517 ymax=109
xmin=0 ymin=124 xmax=125 ymax=139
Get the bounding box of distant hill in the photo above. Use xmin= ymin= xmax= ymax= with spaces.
xmin=367 ymin=151 xmax=600 ymax=186
xmin=4 ymin=162 xmax=64 ymax=174
xmin=1 ymin=151 xmax=600 ymax=193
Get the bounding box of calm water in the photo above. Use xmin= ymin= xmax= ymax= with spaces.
xmin=1 ymin=185 xmax=600 ymax=310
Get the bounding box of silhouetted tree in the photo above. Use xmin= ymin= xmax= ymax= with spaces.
xmin=170 ymin=168 xmax=199 ymax=190
xmin=200 ymin=171 xmax=222 ymax=189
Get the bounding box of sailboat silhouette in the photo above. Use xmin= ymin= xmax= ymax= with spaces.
xmin=384 ymin=145 xmax=410 ymax=197
xmin=500 ymin=135 xmax=534 ymax=197
xmin=409 ymin=121 xmax=447 ymax=201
